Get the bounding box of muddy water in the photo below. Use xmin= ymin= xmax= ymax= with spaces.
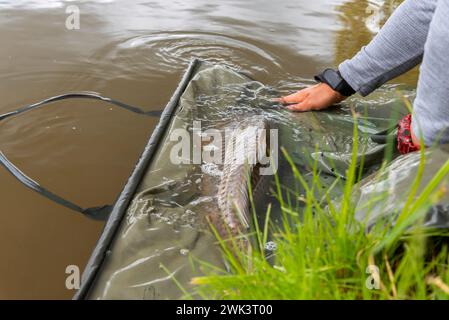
xmin=0 ymin=0 xmax=417 ymax=299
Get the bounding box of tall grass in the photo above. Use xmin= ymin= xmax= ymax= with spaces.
xmin=190 ymin=117 xmax=449 ymax=300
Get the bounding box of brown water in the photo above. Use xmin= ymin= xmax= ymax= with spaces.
xmin=0 ymin=0 xmax=417 ymax=299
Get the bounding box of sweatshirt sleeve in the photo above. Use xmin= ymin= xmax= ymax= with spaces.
xmin=338 ymin=0 xmax=438 ymax=96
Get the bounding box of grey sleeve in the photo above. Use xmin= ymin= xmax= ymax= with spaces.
xmin=339 ymin=0 xmax=438 ymax=96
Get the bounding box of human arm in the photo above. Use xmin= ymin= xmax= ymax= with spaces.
xmin=281 ymin=0 xmax=438 ymax=111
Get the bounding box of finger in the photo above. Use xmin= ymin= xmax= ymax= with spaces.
xmin=279 ymin=91 xmax=308 ymax=105
xmin=286 ymin=102 xmax=313 ymax=112
xmin=279 ymin=92 xmax=304 ymax=104
xmin=272 ymin=97 xmax=285 ymax=103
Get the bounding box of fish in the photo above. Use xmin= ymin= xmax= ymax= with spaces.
xmin=208 ymin=115 xmax=273 ymax=244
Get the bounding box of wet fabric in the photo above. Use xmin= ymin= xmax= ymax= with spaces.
xmin=82 ymin=61 xmax=447 ymax=300
xmin=354 ymin=146 xmax=449 ymax=230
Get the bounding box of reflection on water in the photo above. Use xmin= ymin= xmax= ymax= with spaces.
xmin=0 ymin=0 xmax=418 ymax=299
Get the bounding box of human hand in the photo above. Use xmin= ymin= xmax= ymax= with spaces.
xmin=279 ymin=83 xmax=347 ymax=112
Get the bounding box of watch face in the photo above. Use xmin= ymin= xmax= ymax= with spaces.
xmin=323 ymin=69 xmax=342 ymax=90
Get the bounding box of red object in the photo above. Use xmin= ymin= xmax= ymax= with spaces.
xmin=397 ymin=114 xmax=419 ymax=155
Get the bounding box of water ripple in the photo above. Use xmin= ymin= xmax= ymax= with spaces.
xmin=89 ymin=31 xmax=284 ymax=79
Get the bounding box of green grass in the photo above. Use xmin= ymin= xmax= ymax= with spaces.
xmin=189 ymin=113 xmax=449 ymax=300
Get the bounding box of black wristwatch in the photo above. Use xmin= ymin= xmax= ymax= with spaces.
xmin=314 ymin=69 xmax=356 ymax=97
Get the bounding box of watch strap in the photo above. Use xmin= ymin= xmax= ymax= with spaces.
xmin=315 ymin=69 xmax=356 ymax=97
xmin=335 ymin=71 xmax=356 ymax=97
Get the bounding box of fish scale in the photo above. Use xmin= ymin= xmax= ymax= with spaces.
xmin=215 ymin=115 xmax=270 ymax=240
